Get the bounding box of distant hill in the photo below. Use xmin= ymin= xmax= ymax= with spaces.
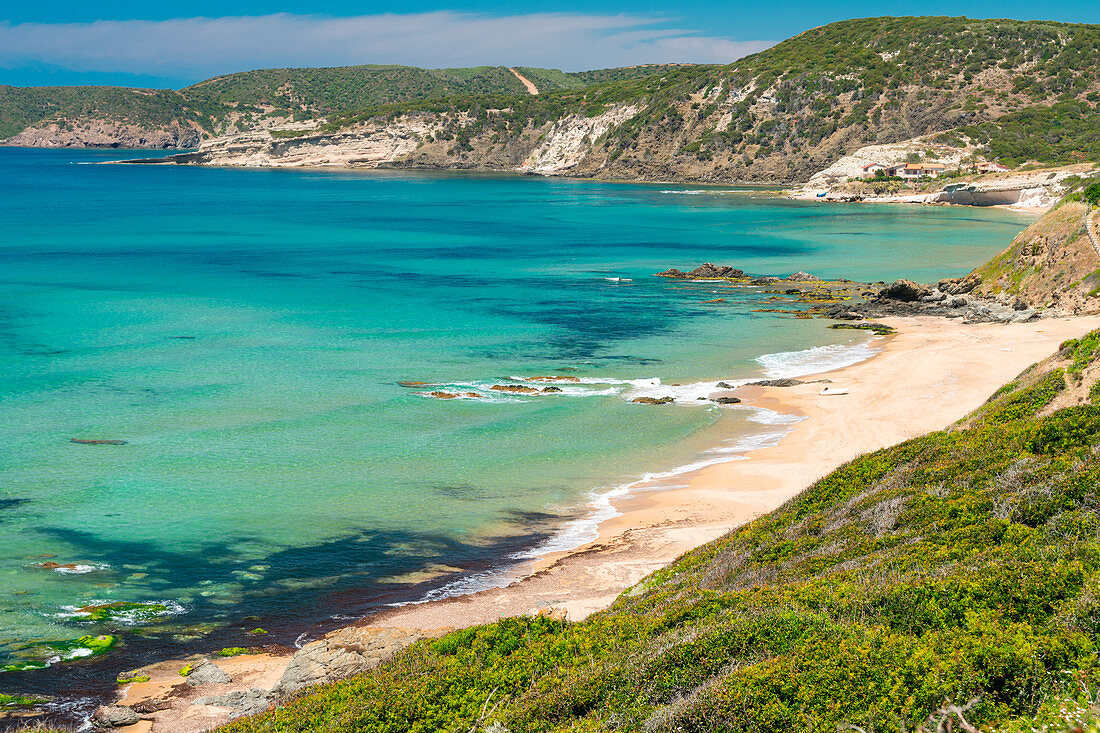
xmin=4 ymin=17 xmax=1100 ymax=182
xmin=0 ymin=64 xmax=687 ymax=148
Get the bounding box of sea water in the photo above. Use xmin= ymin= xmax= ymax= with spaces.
xmin=0 ymin=148 xmax=1034 ymax=693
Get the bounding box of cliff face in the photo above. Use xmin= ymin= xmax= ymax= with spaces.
xmin=3 ymin=118 xmax=202 ymax=149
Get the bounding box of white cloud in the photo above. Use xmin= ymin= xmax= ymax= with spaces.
xmin=0 ymin=12 xmax=775 ymax=80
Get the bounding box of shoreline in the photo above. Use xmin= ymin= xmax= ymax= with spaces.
xmin=98 ymin=313 xmax=1100 ymax=731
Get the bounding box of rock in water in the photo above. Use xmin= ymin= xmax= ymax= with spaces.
xmin=716 ymin=382 xmax=735 ymax=389
xmin=541 ymin=386 xmax=563 ymax=393
xmin=747 ymin=378 xmax=805 ymax=387
xmin=713 ymin=397 xmax=742 ymax=404
xmin=70 ymin=439 xmax=127 ymax=445
xmin=632 ymin=396 xmax=674 ymax=404
xmin=878 ymin=279 xmax=931 ymax=302
xmin=93 ymin=705 xmax=140 ymax=728
xmin=786 ymin=271 xmax=821 ymax=281
xmin=276 ymin=627 xmax=433 ymax=695
xmin=186 ymin=661 xmax=232 ymax=686
xmin=490 ymin=385 xmax=540 ymax=394
xmin=687 ymin=263 xmax=743 ymax=279
xmin=655 ymin=268 xmax=689 ymax=278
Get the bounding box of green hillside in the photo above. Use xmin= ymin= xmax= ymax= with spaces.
xmin=214 ymin=331 xmax=1100 ymax=732
xmin=0 ymin=64 xmax=684 ymax=143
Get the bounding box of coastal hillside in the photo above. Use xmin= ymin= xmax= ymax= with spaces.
xmin=0 ymin=65 xmax=681 ymax=148
xmin=973 ymin=183 xmax=1100 ymax=312
xmin=153 ymin=16 xmax=1100 ymax=181
xmin=210 ymin=332 xmax=1100 ymax=732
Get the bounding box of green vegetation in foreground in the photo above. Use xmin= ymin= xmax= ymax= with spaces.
xmin=216 ymin=647 xmax=250 ymax=658
xmin=220 ymin=334 xmax=1100 ymax=732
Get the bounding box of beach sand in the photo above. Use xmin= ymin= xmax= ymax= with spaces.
xmin=110 ymin=314 xmax=1100 ymax=731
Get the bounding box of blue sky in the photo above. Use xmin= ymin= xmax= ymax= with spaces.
xmin=2 ymin=0 xmax=1099 ymax=88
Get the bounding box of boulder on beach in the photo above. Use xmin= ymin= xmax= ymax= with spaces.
xmin=276 ymin=627 xmax=435 ymax=695
xmin=632 ymin=396 xmax=674 ymax=404
xmin=713 ymin=397 xmax=742 ymax=404
xmin=716 ymin=382 xmax=735 ymax=389
xmin=194 ymin=688 xmax=275 ymax=717
xmin=186 ymin=661 xmax=232 ymax=686
xmin=878 ymin=279 xmax=931 ymax=302
xmin=93 ymin=704 xmax=140 ymax=728
xmin=490 ymin=385 xmax=540 ymax=394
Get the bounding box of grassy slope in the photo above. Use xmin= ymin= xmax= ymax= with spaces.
xmin=216 ymin=332 xmax=1100 ymax=732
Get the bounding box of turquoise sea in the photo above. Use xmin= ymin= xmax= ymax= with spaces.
xmin=0 ymin=148 xmax=1035 ymax=705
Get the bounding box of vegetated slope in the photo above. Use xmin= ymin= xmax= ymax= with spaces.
xmin=248 ymin=16 xmax=1100 ymax=182
xmin=0 ymin=65 xmax=683 ymax=148
xmin=217 ymin=333 xmax=1100 ymax=733
xmin=974 ymin=180 xmax=1100 ymax=312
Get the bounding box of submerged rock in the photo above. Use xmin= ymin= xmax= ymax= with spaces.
xmin=398 ymin=381 xmax=435 ymax=388
xmin=632 ymin=396 xmax=674 ymax=404
xmin=527 ymin=376 xmax=581 ymax=383
xmin=70 ymin=439 xmax=127 ymax=446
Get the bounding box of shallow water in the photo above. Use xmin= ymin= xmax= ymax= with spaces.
xmin=0 ymin=148 xmax=1034 ymax=696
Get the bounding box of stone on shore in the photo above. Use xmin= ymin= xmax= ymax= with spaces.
xmin=276 ymin=627 xmax=433 ymax=695
xmin=937 ymin=272 xmax=981 ymax=295
xmin=713 ymin=397 xmax=742 ymax=404
xmin=185 ymin=661 xmax=232 ymax=686
xmin=787 ymin=272 xmax=821 ymax=281
xmin=92 ymin=704 xmax=140 ymax=728
xmin=193 ymin=688 xmax=274 ymax=718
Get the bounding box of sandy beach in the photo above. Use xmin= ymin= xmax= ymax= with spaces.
xmin=107 ymin=314 xmax=1100 ymax=731
xmin=367 ymin=314 xmax=1100 ymax=628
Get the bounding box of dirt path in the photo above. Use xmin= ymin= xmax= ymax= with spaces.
xmin=508 ymin=68 xmax=539 ymax=95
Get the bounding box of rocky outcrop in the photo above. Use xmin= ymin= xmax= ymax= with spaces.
xmin=153 ymin=117 xmax=437 ymax=168
xmin=275 ymin=626 xmax=434 ymax=695
xmin=878 ymin=279 xmax=931 ymax=302
xmin=657 ymin=263 xmax=744 ymax=279
xmin=490 ymin=385 xmax=540 ymax=394
xmin=632 ymin=396 xmax=674 ymax=404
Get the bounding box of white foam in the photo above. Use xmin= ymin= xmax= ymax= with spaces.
xmin=52 ymin=563 xmax=107 ymax=575
xmin=754 ymin=338 xmax=879 ymax=379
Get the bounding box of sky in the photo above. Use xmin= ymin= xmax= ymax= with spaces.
xmin=2 ymin=0 xmax=1099 ymax=89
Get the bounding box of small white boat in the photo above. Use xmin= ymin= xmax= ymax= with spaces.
xmin=604 ymin=277 xmax=633 ymax=283
xmin=819 ymin=386 xmax=850 ymax=396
